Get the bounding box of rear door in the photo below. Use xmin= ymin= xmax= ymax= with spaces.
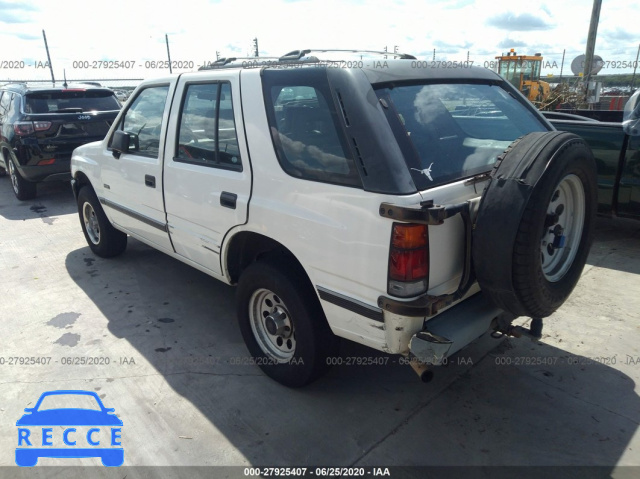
xmin=23 ymin=88 xmax=120 ymax=162
xmin=163 ymin=70 xmax=251 ymax=275
xmin=100 ymin=79 xmax=176 ymax=252
xmin=377 ymin=81 xmax=548 ymax=294
xmin=617 ymin=135 xmax=640 ymax=219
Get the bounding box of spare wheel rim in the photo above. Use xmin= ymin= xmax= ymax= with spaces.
xmin=540 ymin=174 xmax=585 ymax=282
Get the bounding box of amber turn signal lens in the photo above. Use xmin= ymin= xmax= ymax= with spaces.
xmin=391 ymin=224 xmax=427 ymax=249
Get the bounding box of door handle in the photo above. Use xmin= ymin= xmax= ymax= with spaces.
xmin=145 ymin=175 xmax=156 ymax=188
xmin=220 ymin=191 xmax=237 ymax=209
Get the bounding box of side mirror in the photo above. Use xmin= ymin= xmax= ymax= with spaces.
xmin=623 ymin=90 xmax=640 ymax=136
xmin=23 ymin=408 xmax=34 ymax=413
xmin=111 ymin=130 xmax=131 ymax=158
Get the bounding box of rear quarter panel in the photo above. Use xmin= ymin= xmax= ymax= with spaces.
xmin=550 ymin=120 xmax=626 ymax=215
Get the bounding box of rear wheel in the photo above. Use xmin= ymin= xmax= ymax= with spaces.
xmin=77 ymin=186 xmax=127 ymax=258
xmin=7 ymin=157 xmax=36 ymax=200
xmin=237 ymin=258 xmax=338 ymax=387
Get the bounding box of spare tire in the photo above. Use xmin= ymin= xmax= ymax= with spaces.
xmin=473 ymin=131 xmax=597 ymax=318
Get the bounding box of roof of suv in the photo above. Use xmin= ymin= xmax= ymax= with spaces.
xmin=1 ymin=82 xmax=114 ymax=95
xmin=197 ymin=49 xmax=503 ymax=85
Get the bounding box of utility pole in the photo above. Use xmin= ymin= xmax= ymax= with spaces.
xmin=42 ymin=30 xmax=55 ymax=86
xmin=165 ymin=34 xmax=172 ymax=74
xmin=583 ymin=0 xmax=602 ymax=94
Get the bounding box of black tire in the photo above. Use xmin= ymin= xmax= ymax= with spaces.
xmin=473 ymin=131 xmax=597 ymax=318
xmin=77 ymin=186 xmax=127 ymax=258
xmin=236 ymin=258 xmax=339 ymax=387
xmin=7 ymin=157 xmax=36 ymax=200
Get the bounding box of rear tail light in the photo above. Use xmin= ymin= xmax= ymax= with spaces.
xmin=14 ymin=121 xmax=51 ymax=136
xmin=14 ymin=122 xmax=34 ymax=136
xmin=388 ymin=223 xmax=429 ymax=298
xmin=37 ymin=159 xmax=55 ymax=165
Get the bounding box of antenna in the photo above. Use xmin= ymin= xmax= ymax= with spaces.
xmin=165 ymin=34 xmax=172 ymax=74
xmin=42 ymin=29 xmax=55 ymax=86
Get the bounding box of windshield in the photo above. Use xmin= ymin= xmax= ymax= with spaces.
xmin=25 ymin=90 xmax=120 ymax=113
xmin=498 ymin=59 xmax=541 ymax=86
xmin=36 ymin=393 xmax=102 ymax=411
xmin=376 ymin=82 xmax=547 ymax=189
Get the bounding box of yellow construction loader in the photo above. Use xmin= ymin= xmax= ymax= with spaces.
xmin=495 ymin=49 xmax=550 ymax=104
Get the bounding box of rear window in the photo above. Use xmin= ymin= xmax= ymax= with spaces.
xmin=24 ymin=90 xmax=120 ymax=114
xmin=376 ymin=83 xmax=548 ymax=189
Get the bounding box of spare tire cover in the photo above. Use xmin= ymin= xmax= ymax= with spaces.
xmin=473 ymin=131 xmax=597 ymax=318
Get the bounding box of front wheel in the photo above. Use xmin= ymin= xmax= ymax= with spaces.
xmin=77 ymin=186 xmax=127 ymax=258
xmin=237 ymin=259 xmax=338 ymax=387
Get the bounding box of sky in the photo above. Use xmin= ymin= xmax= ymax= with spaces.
xmin=0 ymin=0 xmax=638 ymax=85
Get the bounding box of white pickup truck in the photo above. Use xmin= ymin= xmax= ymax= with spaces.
xmin=71 ymin=50 xmax=598 ymax=387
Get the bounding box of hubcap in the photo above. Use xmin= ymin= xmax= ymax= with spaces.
xmin=248 ymin=289 xmax=295 ymax=362
xmin=540 ymin=174 xmax=585 ymax=282
xmin=82 ymin=202 xmax=101 ymax=245
xmin=8 ymin=160 xmax=19 ymax=195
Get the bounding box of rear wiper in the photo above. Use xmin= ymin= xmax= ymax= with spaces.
xmin=52 ymin=108 xmax=84 ymax=113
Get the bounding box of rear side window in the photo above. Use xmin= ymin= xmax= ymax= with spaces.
xmin=24 ymin=90 xmax=120 ymax=113
xmin=377 ymin=83 xmax=547 ymax=189
xmin=263 ymin=70 xmax=360 ymax=187
xmin=175 ymin=82 xmax=242 ymax=171
xmin=117 ymin=85 xmax=169 ymax=158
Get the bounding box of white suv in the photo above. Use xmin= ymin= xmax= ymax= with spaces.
xmin=71 ymin=50 xmax=597 ymax=387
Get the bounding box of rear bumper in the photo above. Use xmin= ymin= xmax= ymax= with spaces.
xmin=409 ymin=292 xmax=512 ymax=364
xmin=15 ymin=159 xmax=71 ymax=183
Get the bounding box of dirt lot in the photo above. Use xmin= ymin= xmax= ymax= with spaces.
xmin=0 ymin=179 xmax=639 ymax=478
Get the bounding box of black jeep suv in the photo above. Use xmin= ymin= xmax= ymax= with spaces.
xmin=0 ymin=83 xmax=121 ymax=200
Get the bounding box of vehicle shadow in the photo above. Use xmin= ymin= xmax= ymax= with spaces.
xmin=64 ymin=238 xmax=640 ymax=472
xmin=0 ymin=178 xmax=76 ymax=221
xmin=587 ymin=216 xmax=640 ymax=275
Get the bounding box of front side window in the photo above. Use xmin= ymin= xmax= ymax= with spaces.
xmin=263 ymin=70 xmax=360 ymax=187
xmin=118 ymin=85 xmax=169 ymax=158
xmin=376 ymin=82 xmax=547 ymax=189
xmin=175 ymin=82 xmax=242 ymax=171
